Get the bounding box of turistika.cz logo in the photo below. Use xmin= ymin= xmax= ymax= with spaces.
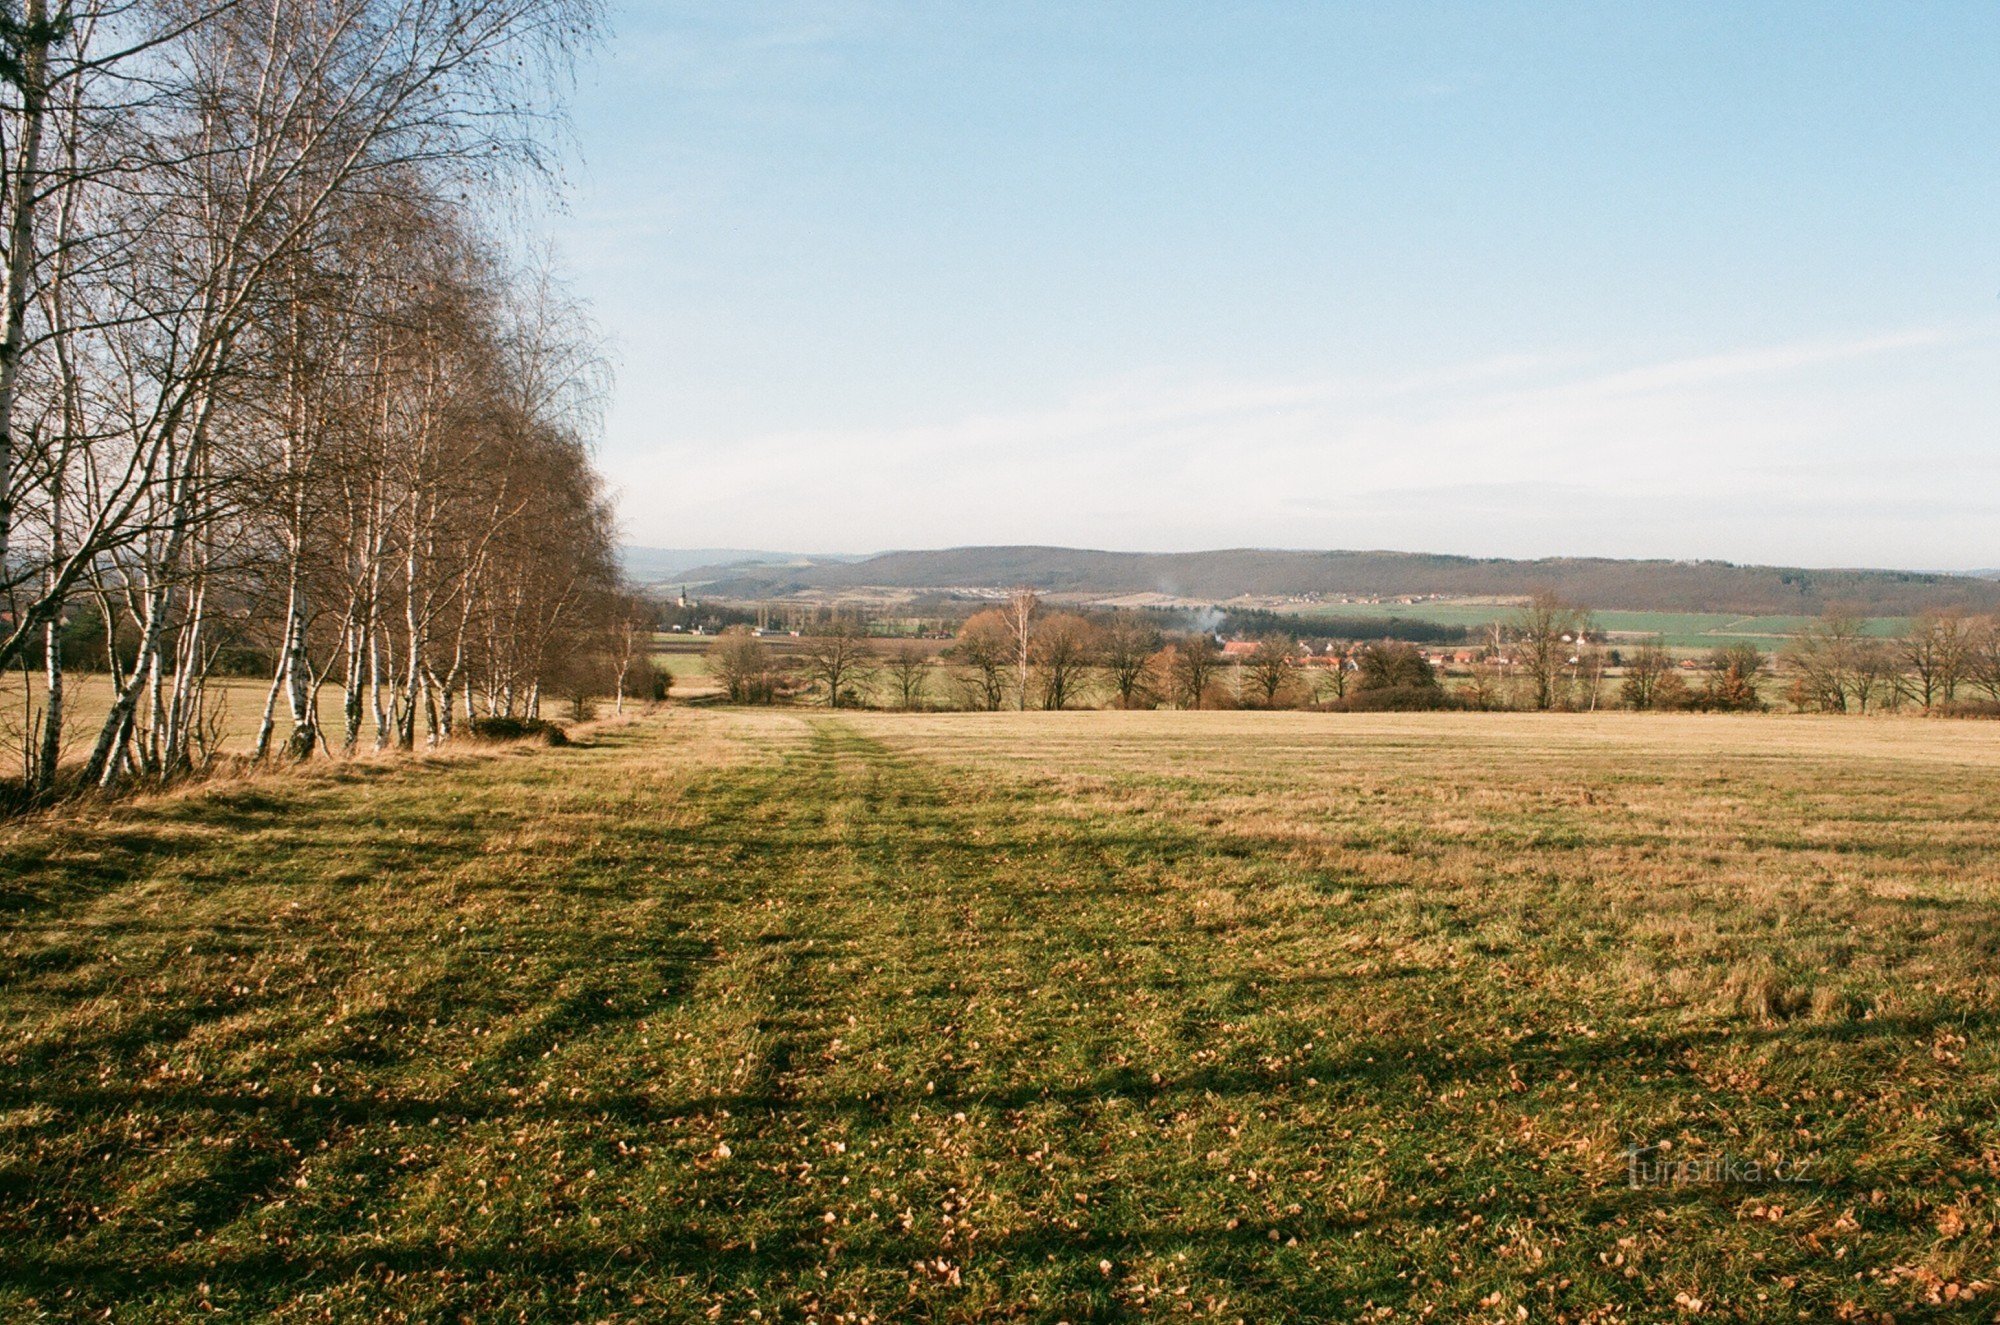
xmin=1624 ymin=1141 xmax=1812 ymax=1188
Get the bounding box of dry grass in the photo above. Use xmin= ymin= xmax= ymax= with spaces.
xmin=3 ymin=706 xmax=1998 ymax=1320
xmin=0 ymin=658 xmax=705 ymax=763
xmin=0 ymin=673 xmax=280 ymax=761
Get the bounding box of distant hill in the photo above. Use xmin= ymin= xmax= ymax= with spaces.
xmin=685 ymin=545 xmax=2000 ymax=616
xmin=619 ymin=547 xmax=865 ymax=585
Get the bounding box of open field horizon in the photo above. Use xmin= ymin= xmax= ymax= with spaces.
xmin=667 ymin=597 xmax=1914 ymax=652
xmin=6 ymin=705 xmax=1999 ymax=1319
xmin=9 ymin=4 xmax=2000 ymax=1318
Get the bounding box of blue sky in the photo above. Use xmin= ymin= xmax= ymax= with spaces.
xmin=553 ymin=2 xmax=2000 ymax=568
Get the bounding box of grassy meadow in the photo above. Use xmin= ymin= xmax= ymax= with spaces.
xmin=4 ymin=708 xmax=2000 ymax=1320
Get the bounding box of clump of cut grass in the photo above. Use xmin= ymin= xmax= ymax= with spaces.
xmin=1186 ymin=885 xmax=1243 ymax=930
xmin=1719 ymin=957 xmax=1813 ymax=1023
xmin=1808 ymin=982 xmax=1871 ymax=1022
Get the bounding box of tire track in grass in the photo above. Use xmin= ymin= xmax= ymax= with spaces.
xmin=665 ymin=716 xmax=1412 ymax=1317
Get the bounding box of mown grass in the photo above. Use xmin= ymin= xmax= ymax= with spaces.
xmin=3 ymin=709 xmax=1999 ymax=1321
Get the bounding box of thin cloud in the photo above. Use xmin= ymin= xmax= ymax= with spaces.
xmin=614 ymin=324 xmax=2000 ymax=567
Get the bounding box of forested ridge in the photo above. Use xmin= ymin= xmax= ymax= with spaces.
xmin=685 ymin=545 xmax=2000 ymax=615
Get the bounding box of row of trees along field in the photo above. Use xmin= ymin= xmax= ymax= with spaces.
xmin=706 ymin=590 xmax=2000 ymax=716
xmin=1783 ymin=610 xmax=2000 ymax=714
xmin=0 ymin=0 xmax=642 ymax=800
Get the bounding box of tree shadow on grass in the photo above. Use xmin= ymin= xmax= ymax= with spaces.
xmin=5 ymin=717 xmax=1996 ymax=1320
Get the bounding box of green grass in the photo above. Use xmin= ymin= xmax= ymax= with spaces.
xmin=4 ymin=709 xmax=2000 ymax=1320
xmin=1297 ymin=601 xmax=1907 ymax=649
xmin=1587 ymin=610 xmax=1907 ymax=649
xmin=651 ymin=635 xmax=715 ymax=671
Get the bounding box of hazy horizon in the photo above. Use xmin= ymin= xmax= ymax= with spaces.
xmin=558 ymin=4 xmax=2000 ymax=570
xmin=619 ymin=541 xmax=2000 ymax=579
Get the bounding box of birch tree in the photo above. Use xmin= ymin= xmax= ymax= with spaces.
xmin=0 ymin=0 xmax=632 ymax=798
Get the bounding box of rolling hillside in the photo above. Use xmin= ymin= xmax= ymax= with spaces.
xmin=680 ymin=545 xmax=2000 ymax=616
xmin=620 ymin=547 xmax=865 ymax=584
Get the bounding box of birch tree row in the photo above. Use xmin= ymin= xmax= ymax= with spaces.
xmin=0 ymin=0 xmax=625 ymax=795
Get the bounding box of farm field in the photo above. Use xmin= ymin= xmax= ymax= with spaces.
xmin=5 ymin=708 xmax=2000 ymax=1319
xmin=1295 ymin=600 xmax=1908 ymax=649
xmin=652 ymin=637 xmax=720 ymax=698
xmin=0 ymin=673 xmax=281 ymax=761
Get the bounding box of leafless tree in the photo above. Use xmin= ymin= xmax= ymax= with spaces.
xmin=1968 ymin=617 xmax=2000 ymax=703
xmin=1167 ymin=632 xmax=1221 ymax=710
xmin=610 ymin=598 xmax=653 ymax=714
xmin=949 ymin=608 xmax=1011 ymax=712
xmin=1699 ymin=643 xmax=1763 ymax=712
xmin=709 ymin=627 xmax=773 ymax=704
xmin=1620 ymin=638 xmax=1672 ymax=710
xmin=1312 ymin=646 xmax=1351 ymax=704
xmin=1511 ymin=591 xmax=1589 ymax=711
xmin=883 ymin=640 xmax=932 ymax=711
xmin=1852 ymin=641 xmax=1899 ymax=713
xmin=1353 ymin=641 xmax=1437 ymax=692
xmin=1033 ymin=612 xmax=1097 ymax=710
xmin=1784 ymin=610 xmax=1871 ymax=713
xmin=1243 ymin=634 xmax=1296 ymax=707
xmin=0 ymin=0 xmax=623 ymax=797
xmin=1100 ymin=614 xmax=1160 ymax=708
xmin=1897 ymin=612 xmax=1970 ymax=711
xmin=800 ymin=619 xmax=873 ymax=709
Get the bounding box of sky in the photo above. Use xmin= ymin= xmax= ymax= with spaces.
xmin=551 ymin=2 xmax=2000 ymax=569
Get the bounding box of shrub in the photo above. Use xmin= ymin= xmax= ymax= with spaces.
xmin=709 ymin=628 xmax=777 ymax=704
xmin=1619 ymin=640 xmax=1672 ymax=709
xmin=1697 ymin=646 xmax=1765 ymax=712
xmin=1651 ymin=671 xmax=1696 ymax=711
xmin=210 ymin=645 xmax=276 ymax=678
xmin=466 ymin=716 xmax=570 ymax=746
xmin=1354 ymin=642 xmax=1437 ymax=692
xmin=1327 ymin=642 xmax=1452 ymax=711
xmin=1934 ymin=699 xmax=2000 ymax=720
xmin=1326 ymin=684 xmax=1461 ymax=712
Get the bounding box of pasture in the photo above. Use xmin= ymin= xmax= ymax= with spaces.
xmin=1295 ymin=600 xmax=1907 ymax=649
xmin=3 ymin=708 xmax=1998 ymax=1320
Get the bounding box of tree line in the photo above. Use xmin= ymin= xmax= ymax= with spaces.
xmin=704 ymin=590 xmax=2000 ymax=718
xmin=0 ymin=0 xmax=638 ymax=799
xmin=1781 ymin=611 xmax=2000 ymax=715
xmin=1618 ymin=609 xmax=2000 ymax=716
xmin=709 ymin=590 xmax=1492 ymax=712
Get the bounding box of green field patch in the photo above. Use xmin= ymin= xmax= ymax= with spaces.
xmin=1299 ymin=601 xmax=1908 ymax=649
